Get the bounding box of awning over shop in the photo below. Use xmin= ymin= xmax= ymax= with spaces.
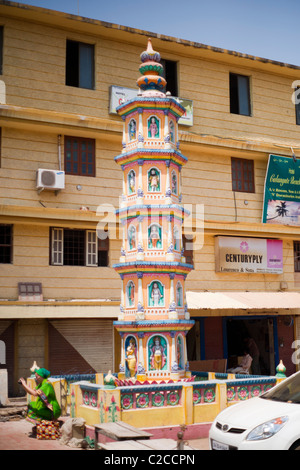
xmin=186 ymin=291 xmax=300 ymax=310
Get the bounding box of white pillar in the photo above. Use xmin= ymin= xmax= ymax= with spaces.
xmin=166 ymin=215 xmax=175 ymax=261
xmin=170 ymin=277 xmax=174 ymax=306
xmin=169 ymin=273 xmax=177 ymax=319
xmin=179 ymin=167 xmax=182 ymax=202
xmin=137 ymin=216 xmax=144 ymax=261
xmin=136 ymin=272 xmax=145 ymax=320
xmin=137 ymin=160 xmax=144 ymax=204
xmin=119 ymin=273 xmax=125 ymax=320
xmin=120 ymin=220 xmax=126 ymax=262
xmin=183 ymin=334 xmax=188 ymax=371
xmin=138 ymin=334 xmax=145 ymax=374
xmin=137 ymin=109 xmax=144 ymax=148
xmin=171 ymin=335 xmax=176 ymax=365
xmin=164 ymin=110 xmax=169 ymax=137
xmin=164 ymin=110 xmax=171 ymax=149
xmin=120 ymin=335 xmax=125 ymax=372
xmin=165 ymin=161 xmax=172 ymax=203
xmin=138 ymin=277 xmax=143 ymax=305
xmin=122 ymin=117 xmax=126 ymax=153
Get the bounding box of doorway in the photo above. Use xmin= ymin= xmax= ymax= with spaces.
xmin=224 ymin=317 xmax=278 ymax=375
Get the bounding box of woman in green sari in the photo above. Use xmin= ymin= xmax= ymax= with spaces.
xmin=19 ymin=368 xmax=61 ymax=428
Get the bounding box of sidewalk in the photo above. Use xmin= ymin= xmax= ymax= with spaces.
xmin=0 ymin=418 xmax=210 ymax=451
xmin=0 ymin=419 xmax=79 ymax=450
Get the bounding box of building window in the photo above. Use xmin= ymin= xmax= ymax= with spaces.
xmin=231 ymin=157 xmax=255 ymax=193
xmin=63 ymin=229 xmax=85 ymax=266
xmin=50 ymin=228 xmax=109 ymax=267
xmin=0 ymin=26 xmax=3 ymax=75
xmin=230 ymin=73 xmax=251 ymax=116
xmin=161 ymin=59 xmax=178 ymax=97
xmin=64 ymin=136 xmax=95 ymax=177
xmin=0 ymin=224 xmax=12 ymax=264
xmin=66 ymin=40 xmax=94 ymax=89
xmin=18 ymin=283 xmax=43 ymax=301
xmin=294 ymin=87 xmax=300 ymax=125
xmin=294 ymin=241 xmax=300 ymax=272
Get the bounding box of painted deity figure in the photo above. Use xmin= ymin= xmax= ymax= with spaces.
xmin=128 ymin=170 xmax=136 ymax=195
xmin=150 ymin=281 xmax=163 ymax=307
xmin=125 ymin=337 xmax=137 ymax=378
xmin=129 ymin=119 xmax=137 ymax=141
xmin=148 ymin=224 xmax=161 ymax=249
xmin=148 ymin=116 xmax=159 ymax=138
xmin=127 ymin=281 xmax=135 ymax=307
xmin=150 ymin=336 xmax=167 ymax=371
xmin=148 ymin=168 xmax=160 ymax=192
xmin=128 ymin=225 xmax=136 ymax=250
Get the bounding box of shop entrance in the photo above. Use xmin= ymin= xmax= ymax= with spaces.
xmin=224 ymin=317 xmax=278 ymax=375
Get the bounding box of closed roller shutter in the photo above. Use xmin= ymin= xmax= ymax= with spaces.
xmin=0 ymin=321 xmax=15 ymax=397
xmin=48 ymin=319 xmax=114 ymax=376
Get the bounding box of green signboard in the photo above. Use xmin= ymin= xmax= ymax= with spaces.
xmin=263 ymin=154 xmax=300 ymax=226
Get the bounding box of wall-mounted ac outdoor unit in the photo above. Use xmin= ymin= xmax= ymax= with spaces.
xmin=36 ymin=169 xmax=65 ymax=191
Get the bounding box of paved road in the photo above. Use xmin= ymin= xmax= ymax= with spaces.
xmin=0 ymin=419 xmax=78 ymax=450
xmin=0 ymin=418 xmax=209 ymax=451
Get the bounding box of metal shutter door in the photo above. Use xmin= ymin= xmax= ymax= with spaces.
xmin=48 ymin=319 xmax=114 ymax=375
xmin=0 ymin=321 xmax=15 ymax=397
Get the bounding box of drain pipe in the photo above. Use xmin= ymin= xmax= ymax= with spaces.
xmin=58 ymin=134 xmax=62 ymax=170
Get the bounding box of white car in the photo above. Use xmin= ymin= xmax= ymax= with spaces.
xmin=209 ymin=371 xmax=300 ymax=450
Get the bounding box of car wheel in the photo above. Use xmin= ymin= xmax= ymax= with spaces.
xmin=290 ymin=442 xmax=300 ymax=450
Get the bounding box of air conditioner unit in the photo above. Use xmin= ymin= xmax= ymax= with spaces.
xmin=36 ymin=169 xmax=65 ymax=191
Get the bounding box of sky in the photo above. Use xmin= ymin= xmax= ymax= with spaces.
xmin=15 ymin=0 xmax=300 ymax=66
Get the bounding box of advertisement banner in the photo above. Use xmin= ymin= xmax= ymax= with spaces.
xmin=109 ymin=85 xmax=193 ymax=126
xmin=262 ymin=154 xmax=300 ymax=226
xmin=215 ymin=237 xmax=283 ymax=274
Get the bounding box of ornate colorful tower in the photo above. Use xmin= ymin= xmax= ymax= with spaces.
xmin=113 ymin=39 xmax=194 ymax=383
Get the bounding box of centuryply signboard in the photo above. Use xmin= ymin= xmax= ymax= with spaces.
xmin=262 ymin=154 xmax=300 ymax=226
xmin=215 ymin=237 xmax=283 ymax=274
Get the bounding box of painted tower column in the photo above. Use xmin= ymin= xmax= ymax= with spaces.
xmin=113 ymin=39 xmax=194 ymax=382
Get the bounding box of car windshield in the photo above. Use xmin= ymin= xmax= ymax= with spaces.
xmin=262 ymin=373 xmax=300 ymax=404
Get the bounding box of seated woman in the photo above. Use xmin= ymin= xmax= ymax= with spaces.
xmin=227 ymin=351 xmax=253 ymax=375
xmin=19 ymin=368 xmax=61 ymax=436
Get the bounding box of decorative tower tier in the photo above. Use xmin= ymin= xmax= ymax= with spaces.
xmin=113 ymin=39 xmax=194 ymax=383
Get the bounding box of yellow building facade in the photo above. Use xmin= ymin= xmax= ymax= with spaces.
xmin=0 ymin=1 xmax=300 ymax=395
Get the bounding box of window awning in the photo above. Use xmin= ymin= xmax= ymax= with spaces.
xmin=186 ymin=291 xmax=300 ymax=310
